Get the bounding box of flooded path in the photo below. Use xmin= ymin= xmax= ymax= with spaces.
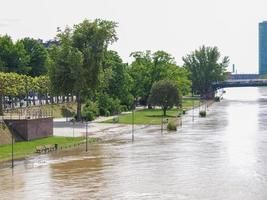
xmin=1 ymin=87 xmax=267 ymax=199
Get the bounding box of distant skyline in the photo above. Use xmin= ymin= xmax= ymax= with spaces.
xmin=1 ymin=0 xmax=267 ymax=73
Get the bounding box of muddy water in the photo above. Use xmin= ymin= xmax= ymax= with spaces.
xmin=1 ymin=87 xmax=267 ymax=200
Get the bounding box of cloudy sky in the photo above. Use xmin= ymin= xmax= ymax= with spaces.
xmin=0 ymin=0 xmax=267 ymax=73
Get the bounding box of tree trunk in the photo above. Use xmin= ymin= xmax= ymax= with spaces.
xmin=71 ymin=94 xmax=74 ymax=102
xmin=0 ymin=93 xmax=3 ymax=115
xmin=33 ymin=95 xmax=36 ymax=106
xmin=50 ymin=96 xmax=54 ymax=104
xmin=163 ymin=108 xmax=167 ymax=116
xmin=45 ymin=93 xmax=49 ymax=104
xmin=76 ymin=92 xmax=82 ymax=121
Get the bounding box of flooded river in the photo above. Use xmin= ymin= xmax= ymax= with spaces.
xmin=1 ymin=87 xmax=267 ymax=199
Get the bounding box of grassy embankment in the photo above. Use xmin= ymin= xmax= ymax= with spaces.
xmin=104 ymin=98 xmax=201 ymax=125
xmin=0 ymin=136 xmax=99 ymax=162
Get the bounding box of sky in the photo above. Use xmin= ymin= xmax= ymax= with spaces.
xmin=0 ymin=0 xmax=267 ymax=73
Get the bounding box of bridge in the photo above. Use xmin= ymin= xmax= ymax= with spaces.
xmin=213 ymin=79 xmax=267 ymax=89
xmin=212 ymin=73 xmax=267 ymax=89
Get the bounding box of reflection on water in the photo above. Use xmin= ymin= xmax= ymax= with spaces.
xmin=1 ymin=87 xmax=267 ymax=199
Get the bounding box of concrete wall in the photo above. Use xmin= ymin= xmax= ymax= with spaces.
xmin=0 ymin=123 xmax=12 ymax=145
xmin=4 ymin=118 xmax=53 ymax=141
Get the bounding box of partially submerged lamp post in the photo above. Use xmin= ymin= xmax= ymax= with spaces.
xmin=131 ymin=100 xmax=135 ymax=142
xmin=85 ymin=121 xmax=88 ymax=152
xmin=8 ymin=122 xmax=14 ymax=168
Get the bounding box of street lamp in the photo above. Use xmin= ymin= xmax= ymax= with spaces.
xmin=85 ymin=121 xmax=88 ymax=152
xmin=8 ymin=122 xmax=14 ymax=168
xmin=131 ymin=101 xmax=135 ymax=142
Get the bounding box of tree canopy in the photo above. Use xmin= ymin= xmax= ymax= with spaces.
xmin=129 ymin=50 xmax=191 ymax=105
xmin=148 ymin=80 xmax=181 ymax=116
xmin=49 ymin=19 xmax=118 ymax=120
xmin=183 ymin=46 xmax=229 ymax=98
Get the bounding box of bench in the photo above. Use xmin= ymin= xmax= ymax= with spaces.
xmin=36 ymin=144 xmax=57 ymax=153
xmin=36 ymin=145 xmax=46 ymax=153
xmin=44 ymin=144 xmax=56 ymax=152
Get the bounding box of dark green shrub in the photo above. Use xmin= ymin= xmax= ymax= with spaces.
xmin=182 ymin=109 xmax=186 ymax=114
xmin=105 ymin=110 xmax=110 ymax=116
xmin=82 ymin=110 xmax=95 ymax=121
xmin=82 ymin=100 xmax=99 ymax=121
xmin=167 ymin=121 xmax=177 ymax=131
xmin=109 ymin=98 xmax=121 ymax=115
xmin=120 ymin=105 xmax=128 ymax=112
xmin=199 ymin=110 xmax=207 ymax=117
xmin=99 ymin=107 xmax=108 ymax=116
xmin=112 ymin=116 xmax=119 ymax=123
xmin=214 ymin=96 xmax=220 ymax=102
xmin=98 ymin=93 xmax=121 ymax=116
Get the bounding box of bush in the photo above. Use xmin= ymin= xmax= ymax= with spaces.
xmin=199 ymin=110 xmax=207 ymax=117
xmin=99 ymin=107 xmax=108 ymax=116
xmin=82 ymin=100 xmax=99 ymax=121
xmin=120 ymin=105 xmax=128 ymax=112
xmin=98 ymin=93 xmax=121 ymax=116
xmin=105 ymin=110 xmax=110 ymax=116
xmin=82 ymin=110 xmax=96 ymax=121
xmin=214 ymin=96 xmax=220 ymax=102
xmin=109 ymin=98 xmax=121 ymax=115
xmin=182 ymin=109 xmax=186 ymax=114
xmin=167 ymin=121 xmax=177 ymax=131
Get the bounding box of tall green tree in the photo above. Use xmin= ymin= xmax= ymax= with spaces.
xmin=0 ymin=35 xmax=29 ymax=74
xmin=129 ymin=50 xmax=191 ymax=105
xmin=101 ymin=50 xmax=134 ymax=107
xmin=17 ymin=38 xmax=48 ymax=76
xmin=49 ymin=19 xmax=117 ymax=121
xmin=183 ymin=46 xmax=229 ymax=98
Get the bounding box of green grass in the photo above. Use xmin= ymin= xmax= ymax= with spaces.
xmin=104 ymin=99 xmax=201 ymax=125
xmin=0 ymin=136 xmax=88 ymax=162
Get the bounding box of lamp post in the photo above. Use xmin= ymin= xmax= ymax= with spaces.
xmin=9 ymin=122 xmax=14 ymax=168
xmin=131 ymin=101 xmax=135 ymax=142
xmin=85 ymin=121 xmax=88 ymax=152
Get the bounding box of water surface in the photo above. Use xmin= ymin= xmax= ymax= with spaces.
xmin=1 ymin=87 xmax=267 ymax=200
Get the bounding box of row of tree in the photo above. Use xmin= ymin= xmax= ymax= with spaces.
xmin=0 ymin=18 xmax=229 ymax=120
xmin=0 ymin=73 xmax=50 ymax=113
xmin=0 ymin=36 xmax=48 ymax=76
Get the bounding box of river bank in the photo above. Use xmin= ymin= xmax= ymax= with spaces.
xmin=0 ymin=98 xmax=212 ymax=165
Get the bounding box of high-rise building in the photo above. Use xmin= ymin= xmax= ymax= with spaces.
xmin=259 ymin=21 xmax=267 ymax=75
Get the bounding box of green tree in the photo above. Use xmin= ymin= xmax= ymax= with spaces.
xmin=17 ymin=38 xmax=48 ymax=76
xmin=0 ymin=35 xmax=30 ymax=74
xmin=48 ymin=28 xmax=83 ymax=104
xmin=183 ymin=46 xmax=229 ymax=98
xmin=49 ymin=19 xmax=117 ymax=121
xmin=148 ymin=80 xmax=181 ymax=116
xmin=102 ymin=51 xmax=134 ymax=107
xmin=129 ymin=50 xmax=191 ymax=105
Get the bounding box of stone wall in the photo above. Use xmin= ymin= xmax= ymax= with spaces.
xmin=4 ymin=117 xmax=53 ymax=141
xmin=0 ymin=123 xmax=12 ymax=145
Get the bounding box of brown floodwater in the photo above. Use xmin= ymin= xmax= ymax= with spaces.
xmin=1 ymin=87 xmax=267 ymax=199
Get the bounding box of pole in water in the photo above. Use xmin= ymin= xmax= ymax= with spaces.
xmin=73 ymin=121 xmax=75 ymax=139
xmin=9 ymin=122 xmax=14 ymax=169
xmin=161 ymin=111 xmax=164 ymax=134
xmin=192 ymin=99 xmax=195 ymax=122
xmin=11 ymin=126 xmax=14 ymax=168
xmin=132 ymin=108 xmax=134 ymax=142
xmin=86 ymin=121 xmax=88 ymax=152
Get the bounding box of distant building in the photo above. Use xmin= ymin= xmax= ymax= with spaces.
xmin=259 ymin=21 xmax=267 ymax=75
